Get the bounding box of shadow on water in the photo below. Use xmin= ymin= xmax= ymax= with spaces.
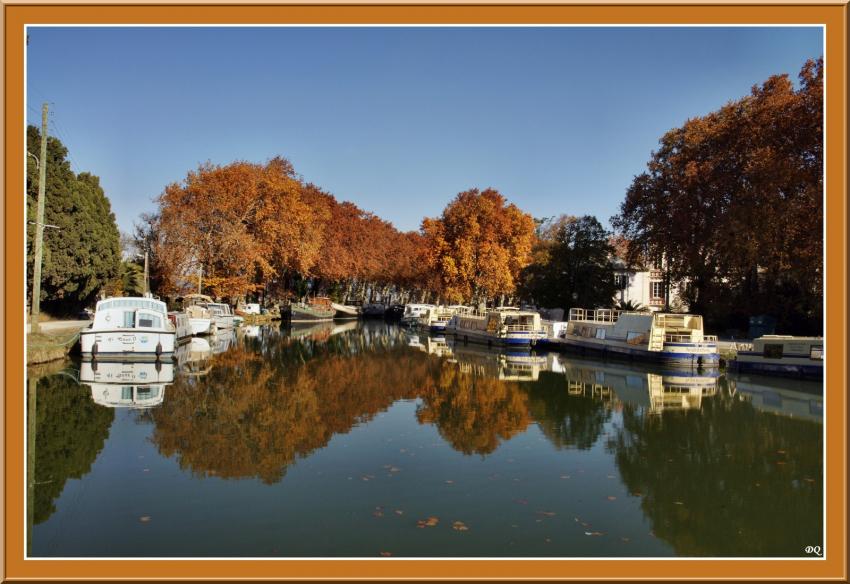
xmin=28 ymin=322 xmax=823 ymax=557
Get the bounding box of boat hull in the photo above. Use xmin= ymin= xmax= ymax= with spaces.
xmin=550 ymin=336 xmax=719 ymax=368
xmin=733 ymin=358 xmax=823 ymax=379
xmin=80 ymin=328 xmax=176 ymax=356
xmin=284 ymin=305 xmax=336 ymax=323
xmin=189 ymin=317 xmax=212 ymax=335
xmin=447 ymin=326 xmax=547 ymax=347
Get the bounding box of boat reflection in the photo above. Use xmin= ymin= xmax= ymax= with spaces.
xmin=79 ymin=360 xmax=173 ymax=408
xmin=175 ymin=337 xmax=213 ymax=377
xmin=729 ymin=373 xmax=823 ymax=422
xmin=553 ymin=354 xmax=719 ymax=413
xmin=210 ymin=329 xmax=237 ymax=354
xmin=447 ymin=339 xmax=548 ymax=382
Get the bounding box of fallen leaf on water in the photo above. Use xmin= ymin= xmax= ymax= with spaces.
xmin=417 ymin=516 xmax=440 ymax=528
xmin=673 ymin=501 xmax=684 ymax=505
xmin=584 ymin=531 xmax=604 ymax=536
xmin=777 ymin=450 xmax=786 ymax=454
xmin=581 ymin=522 xmax=590 ymax=528
xmin=139 ymin=516 xmax=151 ymax=523
xmin=380 ymin=551 xmax=392 ymax=557
xmin=372 ymin=510 xmax=384 ymax=518
xmin=560 ymin=475 xmax=570 ymax=479
xmin=803 ymin=478 xmax=816 ymax=483
xmin=143 ymin=468 xmax=150 ymax=473
xmin=361 ymin=476 xmax=371 ymax=482
xmin=395 ymin=510 xmax=404 ymax=516
xmin=452 ymin=521 xmax=469 ymax=531
xmin=544 ymin=538 xmax=551 ymax=543
xmin=536 ymin=511 xmax=556 ymax=517
xmin=445 ymin=480 xmax=454 ymax=484
xmin=383 ymin=464 xmax=392 ymax=469
xmin=389 ymin=467 xmax=401 ymax=473
xmin=621 ymin=537 xmax=630 ymax=543
xmin=399 ymin=449 xmax=407 ymax=453
xmin=776 ymin=461 xmax=786 ymax=466
xmin=606 ymin=475 xmax=615 ymax=479
xmin=514 ymin=499 xmax=529 ymax=505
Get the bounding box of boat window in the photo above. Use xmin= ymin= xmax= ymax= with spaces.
xmin=595 ymin=328 xmax=606 ymax=340
xmin=810 ymin=346 xmax=823 ymax=360
xmin=123 ymin=311 xmax=135 ymax=328
xmin=138 ymin=314 xmax=162 ymax=328
xmin=764 ymin=344 xmax=784 ymax=358
xmin=122 ymin=386 xmax=133 ymax=400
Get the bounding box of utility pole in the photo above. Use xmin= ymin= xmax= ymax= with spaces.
xmin=143 ymin=250 xmax=150 ymax=295
xmin=30 ymin=103 xmax=48 ymax=334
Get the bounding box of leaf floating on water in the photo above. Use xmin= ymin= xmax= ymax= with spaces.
xmin=776 ymin=461 xmax=787 ymax=466
xmin=803 ymin=477 xmax=816 ymax=483
xmin=445 ymin=480 xmax=454 ymax=484
xmin=143 ymin=468 xmax=150 ymax=473
xmin=560 ymin=475 xmax=570 ymax=479
xmin=607 ymin=496 xmax=617 ymax=501
xmin=139 ymin=516 xmax=151 ymax=523
xmin=544 ymin=538 xmax=551 ymax=543
xmin=417 ymin=516 xmax=440 ymax=528
xmin=389 ymin=467 xmax=401 ymax=473
xmin=372 ymin=510 xmax=384 ymax=518
xmin=606 ymin=475 xmax=615 ymax=479
xmin=536 ymin=511 xmax=556 ymax=517
xmin=673 ymin=501 xmax=684 ymax=506
xmin=394 ymin=509 xmax=404 ymax=516
xmin=581 ymin=522 xmax=590 ymax=528
xmin=621 ymin=537 xmax=631 ymax=543
xmin=452 ymin=521 xmax=469 ymax=531
xmin=380 ymin=551 xmax=392 ymax=557
xmin=584 ymin=531 xmax=604 ymax=536
xmin=777 ymin=450 xmax=786 ymax=454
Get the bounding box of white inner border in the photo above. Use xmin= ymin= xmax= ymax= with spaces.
xmin=22 ymin=22 xmax=828 ymax=563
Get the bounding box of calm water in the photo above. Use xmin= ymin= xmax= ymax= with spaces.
xmin=27 ymin=322 xmax=823 ymax=557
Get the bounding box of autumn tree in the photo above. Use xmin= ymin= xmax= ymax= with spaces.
xmin=518 ymin=215 xmax=618 ymax=310
xmin=155 ymin=158 xmax=323 ymax=300
xmin=421 ymin=188 xmax=535 ymax=303
xmin=612 ymin=58 xmax=823 ymax=333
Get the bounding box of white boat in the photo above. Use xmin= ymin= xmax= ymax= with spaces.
xmin=446 ymin=307 xmax=547 ymax=346
xmin=446 ymin=339 xmax=549 ymax=381
xmin=79 ymin=360 xmax=173 ymax=409
xmin=80 ymin=297 xmax=176 ymax=357
xmin=733 ymin=335 xmax=823 ymax=379
xmin=184 ymin=303 xmax=214 ymax=335
xmin=546 ymin=308 xmax=719 ymax=368
xmin=400 ymin=303 xmax=436 ymax=327
xmin=207 ymin=302 xmax=237 ymax=329
xmin=167 ymin=311 xmax=193 ymax=341
xmin=418 ymin=305 xmax=471 ymax=332
xmin=211 ymin=328 xmax=238 ymax=354
xmin=331 ymin=302 xmax=361 ymax=320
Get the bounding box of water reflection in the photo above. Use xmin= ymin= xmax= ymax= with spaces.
xmin=28 ymin=323 xmax=823 ymax=557
xmin=80 ymin=360 xmax=173 ymax=408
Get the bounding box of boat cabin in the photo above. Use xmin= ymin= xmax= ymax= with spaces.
xmin=92 ymin=297 xmax=170 ymax=331
xmin=749 ymin=335 xmax=824 ymax=361
xmin=485 ymin=310 xmax=542 ymax=334
xmin=566 ymin=308 xmax=713 ymax=350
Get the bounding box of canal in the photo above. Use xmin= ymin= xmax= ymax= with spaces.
xmin=27 ymin=321 xmax=823 ymax=557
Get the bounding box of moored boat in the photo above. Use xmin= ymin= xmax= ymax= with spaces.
xmin=418 ymin=305 xmax=472 ymax=332
xmin=80 ymin=296 xmax=176 ymax=357
xmin=446 ymin=307 xmax=547 ymax=346
xmin=400 ymin=303 xmax=435 ymax=327
xmin=732 ymin=335 xmax=823 ymax=379
xmin=167 ymin=311 xmax=193 ymax=342
xmin=550 ymin=308 xmax=719 ymax=368
xmin=331 ymin=302 xmax=361 ymax=320
xmin=283 ymin=296 xmax=336 ymax=322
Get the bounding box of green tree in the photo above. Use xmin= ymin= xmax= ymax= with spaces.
xmin=519 ymin=215 xmax=618 ymax=309
xmin=26 ymin=126 xmax=121 ymax=314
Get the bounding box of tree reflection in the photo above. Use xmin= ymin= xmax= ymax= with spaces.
xmin=32 ymin=373 xmax=114 ymax=524
xmin=610 ymin=388 xmax=823 ymax=556
xmin=150 ymin=339 xmax=426 ymax=483
xmin=415 ymin=358 xmax=531 ymax=455
xmin=525 ymin=371 xmax=612 ymax=450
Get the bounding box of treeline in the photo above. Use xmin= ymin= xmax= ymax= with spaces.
xmin=145 ymin=49 xmax=823 ymax=339
xmin=144 ymin=161 xmax=539 ymax=306
xmin=613 ymin=58 xmax=823 ymax=334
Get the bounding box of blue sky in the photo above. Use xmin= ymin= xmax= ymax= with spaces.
xmin=26 ymin=26 xmax=823 ymax=235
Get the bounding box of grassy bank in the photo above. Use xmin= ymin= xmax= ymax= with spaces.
xmin=27 ymin=330 xmax=82 ymax=365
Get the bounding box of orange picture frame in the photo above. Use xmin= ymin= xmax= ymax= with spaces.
xmin=3 ymin=2 xmax=846 ymax=581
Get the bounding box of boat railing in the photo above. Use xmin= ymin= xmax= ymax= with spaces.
xmin=704 ymin=335 xmax=718 ymax=342
xmin=664 ymin=333 xmax=695 ymax=343
xmin=568 ymin=308 xmax=620 ymax=323
xmin=504 ymin=324 xmax=541 ymax=332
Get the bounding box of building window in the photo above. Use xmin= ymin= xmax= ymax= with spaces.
xmin=614 ymin=274 xmax=629 ymax=289
xmin=650 ymin=281 xmax=664 ymax=300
